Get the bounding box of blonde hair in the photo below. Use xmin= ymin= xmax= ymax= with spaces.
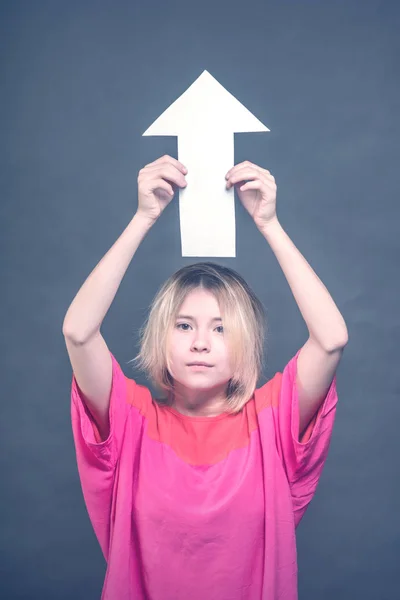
xmin=129 ymin=262 xmax=267 ymax=414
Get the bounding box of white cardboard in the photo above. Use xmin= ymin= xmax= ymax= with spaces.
xmin=143 ymin=70 xmax=269 ymax=257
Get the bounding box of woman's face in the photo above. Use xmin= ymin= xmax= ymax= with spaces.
xmin=166 ymin=288 xmax=233 ymax=402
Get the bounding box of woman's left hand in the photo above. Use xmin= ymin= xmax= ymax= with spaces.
xmin=225 ymin=161 xmax=277 ymax=228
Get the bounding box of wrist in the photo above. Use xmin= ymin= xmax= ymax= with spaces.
xmin=256 ymin=216 xmax=281 ymax=237
xmin=133 ymin=211 xmax=158 ymax=229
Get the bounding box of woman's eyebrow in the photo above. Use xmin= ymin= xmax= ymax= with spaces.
xmin=176 ymin=315 xmax=222 ymax=322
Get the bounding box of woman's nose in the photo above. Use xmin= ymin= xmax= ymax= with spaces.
xmin=191 ymin=335 xmax=210 ymax=351
xmin=192 ymin=342 xmax=209 ymax=351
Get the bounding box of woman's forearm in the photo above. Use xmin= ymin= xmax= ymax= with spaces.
xmin=259 ymin=218 xmax=348 ymax=350
xmin=62 ymin=212 xmax=155 ymax=343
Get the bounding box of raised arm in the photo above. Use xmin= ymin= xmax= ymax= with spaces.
xmin=63 ymin=213 xmax=156 ymax=438
xmin=62 ymin=155 xmax=188 ymax=438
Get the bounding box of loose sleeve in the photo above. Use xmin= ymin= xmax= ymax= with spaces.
xmin=71 ymin=351 xmax=133 ymax=470
xmin=70 ymin=351 xmax=135 ymax=558
xmin=273 ymin=349 xmax=339 ymax=526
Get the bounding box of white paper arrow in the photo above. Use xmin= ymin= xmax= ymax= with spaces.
xmin=143 ymin=70 xmax=269 ymax=257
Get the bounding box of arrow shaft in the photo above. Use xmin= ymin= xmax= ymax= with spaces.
xmin=177 ymin=132 xmax=236 ymax=257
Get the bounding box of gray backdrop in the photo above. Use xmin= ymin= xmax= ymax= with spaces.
xmin=1 ymin=1 xmax=399 ymax=599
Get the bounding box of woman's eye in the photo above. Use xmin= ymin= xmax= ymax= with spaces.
xmin=176 ymin=323 xmax=223 ymax=333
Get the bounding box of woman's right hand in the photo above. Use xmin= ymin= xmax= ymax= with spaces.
xmin=136 ymin=155 xmax=188 ymax=222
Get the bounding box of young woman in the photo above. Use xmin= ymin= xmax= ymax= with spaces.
xmin=63 ymin=155 xmax=348 ymax=599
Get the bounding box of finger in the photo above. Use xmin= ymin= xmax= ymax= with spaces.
xmin=240 ymin=180 xmax=276 ymax=192
xmin=226 ymin=162 xmax=265 ymax=178
xmin=153 ymin=178 xmax=175 ymax=196
xmin=227 ymin=164 xmax=273 ymax=183
xmin=162 ymin=164 xmax=188 ymax=187
xmin=147 ymin=163 xmax=188 ymax=187
xmin=239 ymin=180 xmax=262 ymax=191
xmin=228 ymin=169 xmax=261 ymax=184
xmin=226 ymin=164 xmax=252 ymax=179
xmin=230 ymin=170 xmax=274 ymax=186
xmin=158 ymin=154 xmax=188 ymax=174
